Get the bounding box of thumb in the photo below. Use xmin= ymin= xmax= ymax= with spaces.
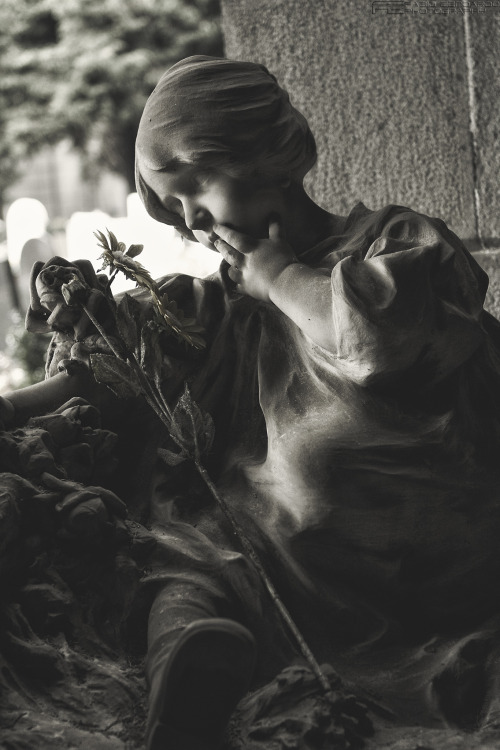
xmin=268 ymin=214 xmax=284 ymax=241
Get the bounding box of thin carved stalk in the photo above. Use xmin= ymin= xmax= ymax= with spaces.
xmin=194 ymin=459 xmax=333 ymax=696
xmin=83 ymin=234 xmax=336 ymax=697
xmin=82 ymin=305 xmax=125 ymax=361
xmin=83 ymin=299 xmax=334 ymax=697
xmin=82 ymin=304 xmax=174 ymax=431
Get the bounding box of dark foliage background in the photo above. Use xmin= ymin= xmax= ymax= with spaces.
xmin=0 ymin=0 xmax=223 ymax=211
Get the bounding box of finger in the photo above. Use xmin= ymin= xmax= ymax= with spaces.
xmin=88 ymin=486 xmax=128 ymax=518
xmin=227 ymin=265 xmax=243 ymax=284
xmin=41 ymin=472 xmax=77 ymax=492
xmin=56 ymin=489 xmax=99 ymax=512
xmin=213 ymin=224 xmax=255 ymax=253
xmin=64 ymin=497 xmax=108 ymax=535
xmin=54 ymin=397 xmax=89 ymax=413
xmin=214 ymin=239 xmax=244 ymax=268
xmin=268 ymin=215 xmax=284 ymax=241
xmin=32 ymin=491 xmax=60 ymax=504
xmin=56 ymin=486 xmax=127 ymax=518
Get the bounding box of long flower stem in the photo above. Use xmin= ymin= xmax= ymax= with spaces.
xmin=82 ymin=297 xmax=334 ymax=697
xmin=83 ymin=305 xmax=125 ymax=360
xmin=82 ymin=303 xmax=172 ymax=428
xmin=106 ymin=269 xmax=119 ymax=292
xmin=194 ymin=459 xmax=333 ymax=696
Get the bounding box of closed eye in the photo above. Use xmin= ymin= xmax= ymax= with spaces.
xmin=191 ymin=171 xmax=212 ymax=190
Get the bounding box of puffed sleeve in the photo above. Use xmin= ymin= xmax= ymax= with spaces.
xmin=330 ymin=209 xmax=489 ymax=387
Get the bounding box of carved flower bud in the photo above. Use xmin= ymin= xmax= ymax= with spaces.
xmin=126 ymin=243 xmax=144 ymax=258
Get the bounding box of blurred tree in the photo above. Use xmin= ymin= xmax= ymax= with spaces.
xmin=3 ymin=312 xmax=50 ymax=387
xmin=0 ymin=0 xmax=222 ymax=212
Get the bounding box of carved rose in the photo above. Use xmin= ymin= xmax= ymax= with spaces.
xmin=26 ymin=256 xmax=111 ymax=338
xmin=25 ymin=256 xmax=122 ymax=377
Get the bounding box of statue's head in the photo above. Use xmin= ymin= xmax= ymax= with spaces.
xmin=135 ymin=56 xmax=317 ymax=243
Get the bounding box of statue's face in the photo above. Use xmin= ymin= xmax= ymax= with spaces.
xmin=145 ymin=161 xmax=286 ymax=251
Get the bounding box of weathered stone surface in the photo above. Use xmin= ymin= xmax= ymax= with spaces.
xmin=221 ymin=0 xmax=476 ymax=241
xmin=2 ymin=399 xmax=500 ymax=748
xmin=228 ymin=664 xmax=373 ymax=749
xmin=0 ymin=404 xmax=372 ymax=750
xmin=4 ymin=242 xmax=500 ymax=748
xmin=0 ymin=406 xmax=149 ymax=750
xmin=6 ymin=396 xmax=500 ymax=750
xmin=475 ymin=250 xmax=500 ymax=320
xmin=469 ymin=13 xmax=500 ymax=244
xmin=364 ymin=722 xmax=500 ymax=750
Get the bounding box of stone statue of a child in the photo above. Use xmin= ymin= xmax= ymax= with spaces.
xmin=4 ymin=55 xmax=500 ymax=750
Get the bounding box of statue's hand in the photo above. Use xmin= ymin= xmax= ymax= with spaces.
xmin=54 ymin=334 xmax=123 ymax=377
xmin=213 ymin=219 xmax=297 ymax=302
xmin=40 ymin=472 xmax=127 ymax=539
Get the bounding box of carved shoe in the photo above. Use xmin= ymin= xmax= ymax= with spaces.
xmin=147 ymin=618 xmax=256 ymax=750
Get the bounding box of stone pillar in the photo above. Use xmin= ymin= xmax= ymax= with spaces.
xmin=221 ymin=0 xmax=498 ymax=248
xmin=469 ymin=11 xmax=500 ymax=245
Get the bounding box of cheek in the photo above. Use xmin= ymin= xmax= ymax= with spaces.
xmin=239 ymin=190 xmax=284 ymax=234
xmin=217 ymin=196 xmax=273 ymax=236
xmin=239 ymin=203 xmax=275 ymax=237
xmin=205 ymin=181 xmax=283 ymax=236
xmin=208 ymin=191 xmax=240 ymax=222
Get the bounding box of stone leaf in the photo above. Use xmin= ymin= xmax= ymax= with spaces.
xmin=139 ymin=321 xmax=164 ymax=387
xmin=90 ymin=354 xmax=142 ymax=400
xmin=157 ymin=447 xmax=188 ymax=467
xmin=171 ymin=384 xmax=215 ymax=459
xmin=116 ymin=293 xmax=142 ymax=355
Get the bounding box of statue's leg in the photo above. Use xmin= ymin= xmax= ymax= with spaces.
xmin=141 ymin=510 xmax=299 ymax=748
xmin=145 ymin=577 xmax=256 ymax=750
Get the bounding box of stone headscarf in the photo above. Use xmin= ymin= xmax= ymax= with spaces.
xmin=135 ymin=55 xmax=317 ymax=241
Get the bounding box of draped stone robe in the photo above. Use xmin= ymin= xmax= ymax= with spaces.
xmin=48 ymin=203 xmax=500 ymax=726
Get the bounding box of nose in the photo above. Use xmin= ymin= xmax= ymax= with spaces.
xmin=184 ymin=202 xmax=212 ymax=232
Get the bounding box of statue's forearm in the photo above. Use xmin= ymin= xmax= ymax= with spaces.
xmin=4 ymin=367 xmax=111 ymax=427
xmin=268 ymin=263 xmax=336 ymax=351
